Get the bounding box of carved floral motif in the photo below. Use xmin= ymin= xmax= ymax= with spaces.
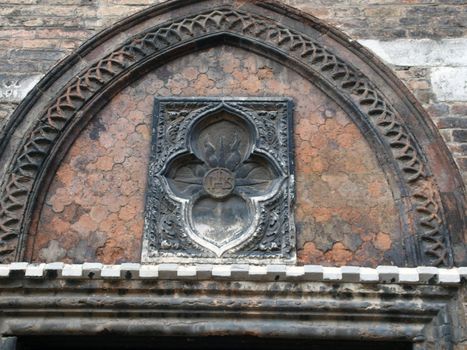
xmin=142 ymin=98 xmax=295 ymax=262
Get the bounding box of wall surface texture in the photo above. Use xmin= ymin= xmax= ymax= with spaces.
xmin=1 ymin=0 xmax=466 ymax=186
xmin=0 ymin=2 xmax=465 ymax=348
xmin=26 ymin=46 xmax=401 ymax=266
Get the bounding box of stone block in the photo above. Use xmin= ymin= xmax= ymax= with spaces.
xmin=399 ymin=268 xmax=419 ymax=283
xmin=44 ymin=262 xmax=65 ymax=277
xmin=432 ymin=67 xmax=467 ymax=102
xmin=341 ymin=266 xmax=360 ymax=282
xmin=303 ymin=265 xmax=324 ymax=280
xmin=120 ymin=263 xmax=141 ymax=279
xmin=285 ymin=266 xmax=305 ymax=279
xmin=8 ymin=262 xmax=28 ymax=277
xmin=0 ymin=74 xmax=42 ymax=102
xmin=195 ymin=265 xmax=213 ymax=280
xmin=453 ymin=130 xmax=467 ymax=143
xmin=359 ymin=39 xmax=467 ymax=67
xmin=0 ymin=265 xmax=10 ymax=278
xmin=377 ymin=266 xmax=399 ymax=283
xmin=62 ymin=264 xmax=83 ymax=278
xmin=359 ymin=267 xmax=379 ymax=282
xmin=139 ymin=265 xmax=158 ymax=279
xmin=266 ymin=265 xmax=287 ymax=281
xmin=100 ymin=265 xmax=121 ymax=279
xmin=212 ymin=265 xmax=231 ymax=278
xmin=25 ymin=264 xmax=45 ymax=278
xmin=438 ymin=268 xmax=460 ymax=284
xmin=323 ymin=267 xmax=342 ymax=281
xmin=157 ymin=264 xmax=178 ymax=279
xmin=248 ymin=265 xmax=268 ymax=281
xmin=230 ymin=264 xmax=249 ymax=279
xmin=436 ymin=117 xmax=467 ymax=129
xmin=458 ymin=267 xmax=467 ymax=280
xmin=416 ymin=266 xmax=438 ymax=283
xmin=176 ymin=265 xmax=197 ymax=279
xmin=82 ymin=263 xmax=103 ymax=279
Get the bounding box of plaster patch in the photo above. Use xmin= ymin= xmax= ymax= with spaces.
xmin=359 ymin=39 xmax=467 ymax=67
xmin=431 ymin=67 xmax=467 ymax=101
xmin=0 ymin=74 xmax=42 ymax=102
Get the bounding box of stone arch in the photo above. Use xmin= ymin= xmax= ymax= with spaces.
xmin=0 ymin=0 xmax=464 ymax=266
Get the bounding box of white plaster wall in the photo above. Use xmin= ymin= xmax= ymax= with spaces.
xmin=360 ymin=39 xmax=467 ymax=102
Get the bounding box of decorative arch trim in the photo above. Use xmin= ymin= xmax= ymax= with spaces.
xmin=0 ymin=0 xmax=464 ymax=266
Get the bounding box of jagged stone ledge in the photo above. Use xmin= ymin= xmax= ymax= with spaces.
xmin=0 ymin=263 xmax=465 ymax=284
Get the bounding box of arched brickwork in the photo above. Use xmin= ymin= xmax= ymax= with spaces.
xmin=0 ymin=0 xmax=464 ymax=266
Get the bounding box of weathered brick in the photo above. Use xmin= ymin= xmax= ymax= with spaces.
xmin=456 ymin=157 xmax=467 ymax=170
xmin=426 ymin=103 xmax=450 ymax=118
xmin=451 ymin=103 xmax=467 ymax=115
xmin=0 ymin=0 xmax=465 ymax=222
xmin=452 ymin=130 xmax=467 ymax=143
xmin=9 ymin=49 xmax=67 ymax=61
xmin=437 ymin=117 xmax=467 ymax=129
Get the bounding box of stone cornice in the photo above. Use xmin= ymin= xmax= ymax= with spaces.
xmin=0 ymin=263 xmax=465 ymax=284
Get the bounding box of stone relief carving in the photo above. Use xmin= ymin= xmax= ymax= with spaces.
xmin=0 ymin=6 xmax=456 ymax=266
xmin=142 ymin=98 xmax=295 ymax=263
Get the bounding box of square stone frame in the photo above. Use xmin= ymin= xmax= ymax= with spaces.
xmin=0 ymin=277 xmax=465 ymax=349
xmin=142 ymin=97 xmax=296 ymax=264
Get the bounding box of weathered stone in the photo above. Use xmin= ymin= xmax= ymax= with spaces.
xmin=61 ymin=264 xmax=83 ymax=278
xmin=432 ymin=67 xmax=467 ymax=102
xmin=417 ymin=266 xmax=439 ymax=283
xmin=359 ymin=267 xmax=379 ymax=282
xmin=377 ymin=266 xmax=399 ymax=283
xmin=0 ymin=74 xmax=42 ymax=102
xmin=24 ymin=263 xmax=45 ymax=278
xmin=157 ymin=264 xmax=178 ymax=279
xmin=82 ymin=262 xmax=103 ymax=278
xmin=176 ymin=265 xmax=197 ymax=279
xmin=341 ymin=266 xmax=361 ymax=282
xmin=359 ymin=39 xmax=467 ymax=67
xmin=438 ymin=268 xmax=461 ymax=284
xmin=100 ymin=265 xmax=121 ymax=279
xmin=323 ymin=267 xmax=342 ymax=281
xmin=138 ymin=265 xmax=158 ymax=279
xmin=453 ymin=130 xmax=467 ymax=143
xmin=0 ymin=265 xmax=10 ymax=278
xmin=399 ymin=268 xmax=419 ymax=283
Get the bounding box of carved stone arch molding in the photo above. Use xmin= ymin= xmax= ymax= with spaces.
xmin=0 ymin=0 xmax=465 ymax=266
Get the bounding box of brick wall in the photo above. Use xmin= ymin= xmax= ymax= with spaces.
xmin=0 ymin=0 xmax=466 ymax=184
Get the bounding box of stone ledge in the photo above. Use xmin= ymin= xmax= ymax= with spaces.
xmin=0 ymin=263 xmax=464 ymax=284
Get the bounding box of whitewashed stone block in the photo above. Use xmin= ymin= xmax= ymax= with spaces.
xmin=399 ymin=268 xmax=419 ymax=283
xmin=416 ymin=266 xmax=438 ymax=283
xmin=438 ymin=268 xmax=460 ymax=284
xmin=25 ymin=264 xmax=45 ymax=278
xmin=100 ymin=265 xmax=121 ymax=279
xmin=432 ymin=67 xmax=467 ymax=101
xmin=359 ymin=267 xmax=378 ymax=282
xmin=139 ymin=265 xmax=159 ymax=279
xmin=323 ymin=267 xmax=342 ymax=281
xmin=62 ymin=264 xmax=83 ymax=278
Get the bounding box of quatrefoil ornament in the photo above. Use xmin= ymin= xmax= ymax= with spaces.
xmin=142 ymin=98 xmax=296 ymax=263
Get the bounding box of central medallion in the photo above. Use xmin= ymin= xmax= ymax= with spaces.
xmin=203 ymin=168 xmax=235 ymax=198
xmin=142 ymin=97 xmax=296 ymax=263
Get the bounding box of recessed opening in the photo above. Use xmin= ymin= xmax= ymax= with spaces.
xmin=17 ymin=336 xmax=412 ymax=350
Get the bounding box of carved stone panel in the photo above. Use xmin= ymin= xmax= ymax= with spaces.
xmin=142 ymin=97 xmax=295 ymax=263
